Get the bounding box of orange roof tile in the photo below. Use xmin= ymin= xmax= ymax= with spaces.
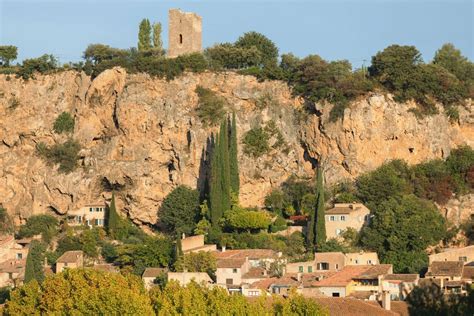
xmin=214 ymin=249 xmax=277 ymax=260
xmin=315 ymin=297 xmax=398 ymax=316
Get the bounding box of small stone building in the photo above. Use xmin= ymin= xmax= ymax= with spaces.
xmin=168 ymin=9 xmax=202 ymax=58
xmin=142 ymin=267 xmax=168 ymax=289
xmin=56 ymin=250 xmax=84 ymax=273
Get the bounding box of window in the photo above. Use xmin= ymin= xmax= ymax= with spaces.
xmin=335 ymin=264 xmax=339 ymax=270
xmin=336 ymin=229 xmax=342 ymax=236
xmin=340 ymin=215 xmax=346 ymax=221
xmin=248 ymin=291 xmax=259 ymax=296
xmin=298 ymin=266 xmax=304 ymax=273
xmin=317 ymin=262 xmax=329 ymax=270
xmin=89 ymin=208 xmax=93 ymax=212
xmin=76 ymin=215 xmax=82 ymax=223
xmin=355 ymin=259 xmax=359 ymax=264
xmin=179 ymin=34 xmax=183 ymax=44
xmin=85 ymin=220 xmax=90 ymax=226
xmin=232 ymin=268 xmax=238 ymax=273
xmin=367 ymin=260 xmax=373 ymax=264
xmin=364 ymin=214 xmax=370 ymax=222
xmin=332 ymin=293 xmax=340 ymax=297
xmin=226 ymin=278 xmax=233 ymax=285
xmin=459 ymin=256 xmax=467 ymax=262
xmin=16 ymin=253 xmax=22 ymax=259
xmin=308 ymin=266 xmax=313 ymax=273
xmin=330 ymin=216 xmax=335 ymax=221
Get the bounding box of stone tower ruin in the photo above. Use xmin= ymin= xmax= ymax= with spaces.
xmin=168 ymin=9 xmax=202 ymax=58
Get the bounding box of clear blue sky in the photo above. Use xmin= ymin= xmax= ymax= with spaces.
xmin=0 ymin=0 xmax=472 ymax=68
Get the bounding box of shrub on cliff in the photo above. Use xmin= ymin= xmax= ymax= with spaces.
xmin=235 ymin=31 xmax=279 ymax=67
xmin=17 ymin=215 xmax=59 ymax=244
xmin=53 ymin=112 xmax=75 ymax=134
xmin=195 ymin=86 xmax=226 ymax=126
xmin=205 ymin=43 xmax=262 ymax=69
xmin=17 ymin=54 xmax=58 ymax=80
xmin=36 ymin=139 xmax=81 ymax=173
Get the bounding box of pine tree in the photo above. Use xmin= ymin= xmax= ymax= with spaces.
xmin=306 ymin=167 xmax=326 ymax=251
xmin=229 ymin=113 xmax=240 ymax=197
xmin=24 ymin=240 xmax=45 ymax=283
xmin=152 ymin=22 xmax=164 ymax=54
xmin=138 ymin=18 xmax=152 ymax=51
xmin=107 ymin=192 xmax=121 ymax=239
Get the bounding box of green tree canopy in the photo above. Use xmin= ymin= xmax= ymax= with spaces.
xmin=53 ymin=112 xmax=75 ymax=134
xmin=223 ymin=207 xmax=271 ymax=233
xmin=17 ymin=215 xmax=59 ymax=244
xmin=5 ymin=269 xmax=153 ymax=315
xmin=159 ymin=186 xmax=200 ymax=235
xmin=0 ymin=45 xmax=18 ymax=66
xmin=360 ymin=194 xmax=446 ymax=273
xmin=234 ymin=31 xmax=279 ymax=66
xmin=83 ymin=44 xmax=127 ymax=64
xmin=174 ymin=251 xmax=217 ymax=278
xmin=152 ymin=22 xmax=164 ymax=55
xmin=433 ymin=43 xmax=474 ymax=84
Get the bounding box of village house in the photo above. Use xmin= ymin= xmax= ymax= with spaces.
xmin=67 ymin=204 xmax=106 ymax=228
xmin=142 ymin=267 xmax=168 ymax=289
xmin=314 ymin=297 xmax=408 ymax=316
xmin=429 ymin=245 xmax=474 ymax=264
xmin=382 ymin=274 xmax=419 ymax=300
xmin=325 ymin=203 xmax=371 ymax=240
xmin=0 ymin=235 xmax=29 ymax=262
xmin=214 ymin=248 xmax=281 ymax=291
xmin=311 ymin=264 xmax=393 ymax=298
xmin=0 ymin=259 xmax=26 ymax=288
xmin=425 ymin=261 xmax=470 ymax=295
xmin=181 ymin=234 xmax=217 ymax=253
xmin=167 ymin=272 xmax=213 ymax=287
xmin=287 ymin=251 xmax=379 ymax=274
xmin=56 ymin=250 xmax=84 ymax=273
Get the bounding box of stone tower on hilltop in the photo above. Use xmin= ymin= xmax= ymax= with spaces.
xmin=168 ymin=9 xmax=202 ymax=58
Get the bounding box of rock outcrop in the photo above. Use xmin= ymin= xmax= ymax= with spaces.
xmin=0 ymin=68 xmax=472 ymax=225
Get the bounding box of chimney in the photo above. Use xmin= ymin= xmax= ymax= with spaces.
xmin=380 ymin=290 xmax=391 ymax=311
xmin=221 ymin=245 xmax=226 ymax=252
xmin=297 ymin=272 xmax=302 ymax=282
xmin=182 ymin=233 xmax=186 ymax=240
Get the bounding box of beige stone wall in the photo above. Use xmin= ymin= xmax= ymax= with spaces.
xmin=325 ymin=208 xmax=370 ymax=240
xmin=182 ymin=235 xmax=204 ymax=252
xmin=56 ymin=258 xmax=83 ymax=273
xmin=345 ymin=252 xmax=379 ymax=265
xmin=68 ymin=205 xmax=106 ymax=227
xmin=168 ymin=9 xmax=202 ymax=58
xmin=216 ymin=261 xmax=249 ymax=285
xmin=429 ymin=246 xmax=474 ymax=264
xmin=314 ymin=252 xmax=346 ymax=271
xmin=286 ymin=261 xmax=315 ymax=274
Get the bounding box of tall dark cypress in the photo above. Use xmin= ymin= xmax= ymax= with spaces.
xmin=314 ymin=167 xmax=326 ymax=248
xmin=209 ymin=135 xmax=222 ymax=226
xmin=219 ymin=120 xmax=231 ymax=214
xmin=107 ymin=192 xmax=121 ymax=239
xmin=24 ymin=240 xmax=45 ymax=283
xmin=229 ymin=113 xmax=240 ymax=197
xmin=306 ymin=167 xmax=326 ymax=251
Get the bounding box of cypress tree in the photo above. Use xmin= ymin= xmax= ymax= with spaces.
xmin=229 ymin=113 xmax=240 ymax=197
xmin=24 ymin=240 xmax=45 ymax=283
xmin=209 ymin=135 xmax=222 ymax=226
xmin=306 ymin=167 xmax=326 ymax=251
xmin=314 ymin=167 xmax=326 ymax=248
xmin=138 ymin=18 xmax=152 ymax=51
xmin=152 ymin=22 xmax=164 ymax=54
xmin=219 ymin=120 xmax=231 ymax=214
xmin=107 ymin=192 xmax=121 ymax=239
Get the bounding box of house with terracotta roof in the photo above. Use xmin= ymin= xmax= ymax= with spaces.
xmin=181 ymin=234 xmax=217 ymax=254
xmin=382 ymin=274 xmax=419 ymax=300
xmin=168 ymin=272 xmax=213 ymax=286
xmin=429 ymin=245 xmax=474 ymax=265
xmin=0 ymin=235 xmax=30 ymax=262
xmin=312 ymin=264 xmax=393 ymax=298
xmin=142 ymin=267 xmax=168 ymax=289
xmin=325 ymin=203 xmax=371 ymax=240
xmin=214 ymin=248 xmax=281 ymax=291
xmin=314 ymin=297 xmax=407 ymax=316
xmin=425 ymin=261 xmax=469 ymax=295
xmin=56 ymin=250 xmax=84 ymax=273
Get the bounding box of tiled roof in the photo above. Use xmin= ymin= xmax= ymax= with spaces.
xmin=348 ymin=291 xmax=374 ymax=300
xmin=142 ymin=267 xmax=167 ymax=278
xmin=391 ymin=301 xmax=410 ymax=316
xmin=217 ymin=258 xmax=246 ymax=268
xmin=325 ymin=204 xmax=368 ymax=215
xmin=242 ymin=267 xmax=267 ymax=279
xmin=418 ymin=278 xmax=441 ymax=288
xmin=426 ymin=261 xmax=464 ymax=277
xmin=462 ymin=266 xmax=474 ymax=280
xmin=214 ymin=249 xmax=277 ymax=260
xmin=93 ymin=264 xmax=120 ymax=273
xmin=314 ymin=298 xmax=399 ymax=316
xmin=384 ymin=274 xmax=419 ymax=282
xmin=355 ymin=264 xmax=392 ymax=279
xmin=249 ymin=274 xmax=300 ymax=290
xmin=0 ymin=259 xmax=26 ymax=274
xmin=57 ymin=250 xmax=83 ymax=263
xmin=0 ymin=235 xmax=14 ymax=246
xmin=301 ymin=272 xmax=337 ymax=287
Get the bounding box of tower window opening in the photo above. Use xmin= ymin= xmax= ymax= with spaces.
xmin=179 ymin=34 xmax=183 ymax=44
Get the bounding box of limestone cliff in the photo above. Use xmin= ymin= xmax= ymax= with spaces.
xmin=0 ymin=68 xmax=472 ymax=225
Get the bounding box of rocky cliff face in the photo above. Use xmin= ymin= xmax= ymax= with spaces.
xmin=0 ymin=68 xmax=472 ymax=225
